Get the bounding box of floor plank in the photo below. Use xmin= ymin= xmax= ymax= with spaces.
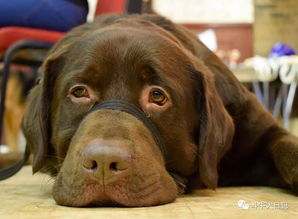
xmin=0 ymin=166 xmax=297 ymax=219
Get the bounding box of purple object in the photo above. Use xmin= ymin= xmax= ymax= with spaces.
xmin=269 ymin=42 xmax=296 ymax=58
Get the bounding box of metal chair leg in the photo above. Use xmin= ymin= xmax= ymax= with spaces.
xmin=262 ymin=81 xmax=270 ymax=109
xmin=0 ymin=40 xmax=53 ymax=147
xmin=272 ymin=85 xmax=283 ymax=118
xmin=283 ymin=82 xmax=297 ymax=129
xmin=252 ymin=81 xmax=264 ymax=106
xmin=126 ymin=0 xmax=143 ymax=13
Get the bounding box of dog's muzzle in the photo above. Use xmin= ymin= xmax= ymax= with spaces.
xmin=87 ymin=100 xmax=166 ymax=155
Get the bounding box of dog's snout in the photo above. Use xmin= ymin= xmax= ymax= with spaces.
xmin=82 ymin=140 xmax=131 ymax=183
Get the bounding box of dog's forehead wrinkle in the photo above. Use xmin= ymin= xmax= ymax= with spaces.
xmin=79 ymin=26 xmax=181 ymax=64
xmin=56 ymin=28 xmax=193 ymax=100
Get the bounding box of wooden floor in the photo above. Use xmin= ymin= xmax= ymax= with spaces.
xmin=0 ymin=166 xmax=297 ymax=218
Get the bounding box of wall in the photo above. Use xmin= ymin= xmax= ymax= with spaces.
xmin=153 ymin=0 xmax=254 ymax=62
xmin=254 ymin=0 xmax=298 ymax=56
xmin=153 ymin=0 xmax=253 ymax=23
xmin=184 ymin=23 xmax=253 ymax=62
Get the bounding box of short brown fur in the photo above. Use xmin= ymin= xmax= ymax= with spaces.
xmin=22 ymin=14 xmax=298 ymax=207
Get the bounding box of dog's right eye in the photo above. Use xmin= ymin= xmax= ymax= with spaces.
xmin=71 ymin=87 xmax=89 ymax=98
xmin=68 ymin=85 xmax=96 ymax=105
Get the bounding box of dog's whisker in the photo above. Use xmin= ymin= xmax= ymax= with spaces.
xmin=40 ymin=163 xmax=62 ymax=176
xmin=40 ymin=175 xmax=56 ymax=187
xmin=169 ymin=171 xmax=187 ymax=194
xmin=44 ymin=154 xmax=64 ymax=161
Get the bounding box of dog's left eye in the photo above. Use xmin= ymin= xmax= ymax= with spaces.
xmin=150 ymin=89 xmax=167 ymax=105
xmin=71 ymin=87 xmax=89 ymax=98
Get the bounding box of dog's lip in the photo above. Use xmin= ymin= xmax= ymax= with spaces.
xmin=54 ymin=177 xmax=161 ymax=207
xmin=53 ymin=166 xmax=168 ymax=207
xmin=80 ymin=184 xmax=163 ymax=207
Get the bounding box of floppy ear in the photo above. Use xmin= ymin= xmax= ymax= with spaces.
xmin=22 ymin=50 xmax=66 ymax=173
xmin=137 ymin=14 xmax=239 ymax=188
xmin=192 ymin=63 xmax=235 ymax=189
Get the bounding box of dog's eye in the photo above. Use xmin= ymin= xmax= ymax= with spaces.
xmin=71 ymin=87 xmax=89 ymax=98
xmin=150 ymin=89 xmax=167 ymax=105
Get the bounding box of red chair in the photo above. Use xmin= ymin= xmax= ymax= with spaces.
xmin=0 ymin=0 xmax=142 ymax=145
xmin=0 ymin=0 xmax=134 ymax=53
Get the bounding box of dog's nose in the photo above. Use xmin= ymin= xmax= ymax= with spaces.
xmin=82 ymin=140 xmax=131 ymax=183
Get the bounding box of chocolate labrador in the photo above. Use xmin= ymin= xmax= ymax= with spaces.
xmin=22 ymin=14 xmax=298 ymax=207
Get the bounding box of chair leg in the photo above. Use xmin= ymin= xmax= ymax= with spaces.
xmin=262 ymin=81 xmax=270 ymax=109
xmin=0 ymin=40 xmax=53 ymax=147
xmin=283 ymin=82 xmax=297 ymax=129
xmin=272 ymin=85 xmax=283 ymax=118
xmin=126 ymin=0 xmax=143 ymax=13
xmin=252 ymin=81 xmax=264 ymax=106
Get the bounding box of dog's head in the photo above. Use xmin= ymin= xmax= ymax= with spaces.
xmin=22 ymin=15 xmax=234 ymax=207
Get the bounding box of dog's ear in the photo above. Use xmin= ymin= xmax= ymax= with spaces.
xmin=22 ymin=49 xmax=66 ymax=173
xmin=191 ymin=63 xmax=235 ymax=189
xmin=139 ymin=14 xmax=239 ymax=188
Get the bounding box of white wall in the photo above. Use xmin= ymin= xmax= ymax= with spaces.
xmin=153 ymin=0 xmax=254 ymax=23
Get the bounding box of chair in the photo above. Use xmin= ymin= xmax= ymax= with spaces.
xmin=0 ymin=0 xmax=143 ymax=148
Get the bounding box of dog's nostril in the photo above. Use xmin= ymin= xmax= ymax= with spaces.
xmin=83 ymin=160 xmax=98 ymax=170
xmin=109 ymin=162 xmax=118 ymax=171
xmin=90 ymin=160 xmax=98 ymax=169
xmin=109 ymin=161 xmax=129 ymax=172
xmin=82 ymin=142 xmax=131 ymax=181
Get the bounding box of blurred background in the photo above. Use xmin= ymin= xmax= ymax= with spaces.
xmin=0 ymin=0 xmax=297 ymax=162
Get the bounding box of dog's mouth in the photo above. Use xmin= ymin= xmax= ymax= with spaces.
xmin=51 ymin=109 xmax=179 ymax=207
xmin=53 ymin=167 xmax=176 ymax=207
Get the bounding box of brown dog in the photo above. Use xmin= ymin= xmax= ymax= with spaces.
xmin=21 ymin=14 xmax=298 ymax=207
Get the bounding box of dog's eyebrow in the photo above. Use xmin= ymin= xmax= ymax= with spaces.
xmin=59 ymin=74 xmax=89 ymax=94
xmin=139 ymin=62 xmax=170 ymax=86
xmin=152 ymin=76 xmax=171 ymax=89
xmin=146 ymin=67 xmax=175 ymax=100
